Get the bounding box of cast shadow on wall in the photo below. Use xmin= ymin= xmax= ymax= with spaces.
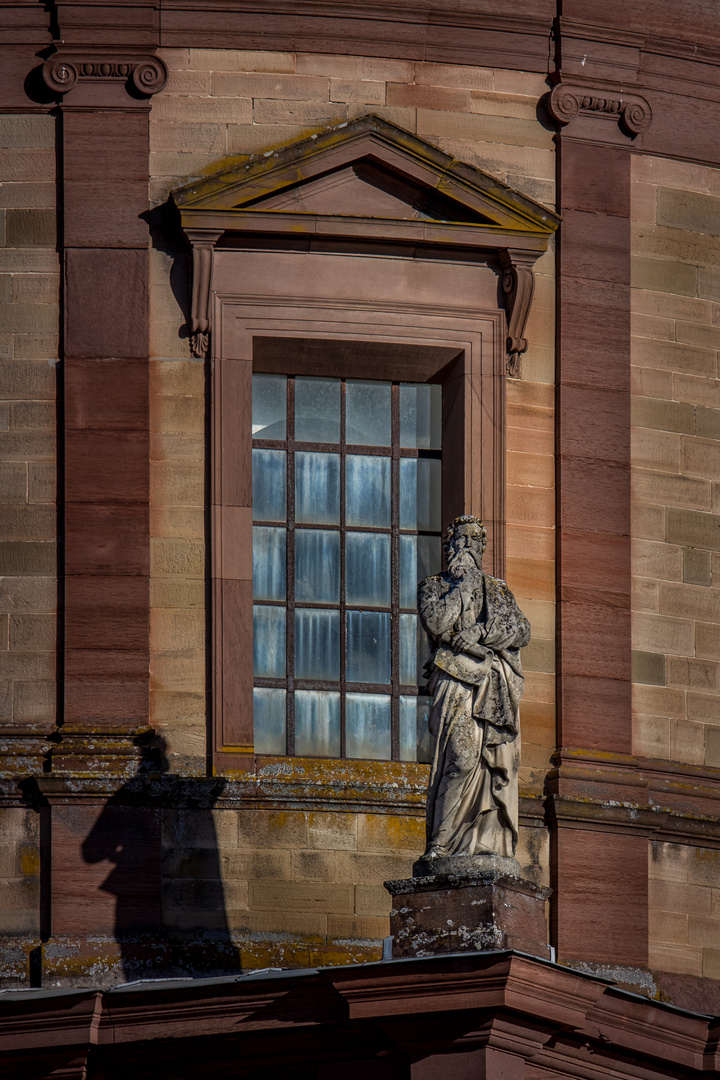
xmin=143 ymin=200 xmax=193 ymax=342
xmin=81 ymin=735 xmax=241 ymax=980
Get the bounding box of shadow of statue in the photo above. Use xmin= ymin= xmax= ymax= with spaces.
xmin=82 ymin=735 xmax=241 ymax=980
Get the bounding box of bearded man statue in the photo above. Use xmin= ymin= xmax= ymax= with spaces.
xmin=417 ymin=516 xmax=531 ymax=864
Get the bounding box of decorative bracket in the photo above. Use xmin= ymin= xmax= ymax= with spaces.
xmin=500 ymin=250 xmax=536 ymax=378
xmin=187 ymin=231 xmax=223 ymax=359
xmin=42 ymin=49 xmax=167 ymax=96
xmin=547 ymin=80 xmax=652 ymax=136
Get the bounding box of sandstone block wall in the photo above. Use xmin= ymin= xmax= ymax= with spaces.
xmin=0 ymin=114 xmax=58 ymax=740
xmin=631 ymin=157 xmax=720 ymax=985
xmin=631 ymin=156 xmax=720 ymax=768
xmin=650 ymin=840 xmax=720 ymax=979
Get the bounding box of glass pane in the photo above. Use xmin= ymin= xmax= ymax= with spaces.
xmin=346 ymin=694 xmax=391 ymax=760
xmin=252 ymin=449 xmax=286 ymax=522
xmin=399 ymin=458 xmax=442 ymax=532
xmin=252 ymin=374 xmax=286 ymax=440
xmin=399 ymin=695 xmax=418 ymax=762
xmin=295 ymin=377 xmax=340 ymax=444
xmin=296 ymin=529 xmax=340 ymax=604
xmin=418 ymin=621 xmax=433 ymax=686
xmin=399 ymin=613 xmax=417 ymax=686
xmin=296 ymin=452 xmax=340 ymax=525
xmin=417 ymin=696 xmax=433 ymax=764
xmin=295 ymin=609 xmax=340 ymax=681
xmin=346 ymin=610 xmax=391 ymax=684
xmin=346 ymin=455 xmax=391 ymax=527
xmin=254 ymin=688 xmax=286 ymax=754
xmin=253 ymin=526 xmax=286 ymax=601
xmin=399 ymin=383 xmax=442 ymax=449
xmin=346 ymin=532 xmax=390 ymax=607
xmin=399 ymin=534 xmax=442 ymax=608
xmin=253 ymin=605 xmax=286 ymax=678
xmin=346 ymin=381 xmax=391 ymax=446
xmin=295 ymin=690 xmax=341 ymax=758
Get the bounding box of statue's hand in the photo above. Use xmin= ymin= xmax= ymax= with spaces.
xmin=451 ymin=627 xmax=482 ymax=653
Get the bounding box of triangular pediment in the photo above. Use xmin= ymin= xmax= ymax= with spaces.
xmin=241 ymin=159 xmax=489 ymax=223
xmin=173 ymin=115 xmax=559 ymax=239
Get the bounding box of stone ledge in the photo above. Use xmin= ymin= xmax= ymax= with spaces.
xmin=410 ymin=852 xmax=521 ymax=881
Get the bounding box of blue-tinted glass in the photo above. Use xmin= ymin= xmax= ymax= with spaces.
xmin=346 ymin=694 xmax=391 ymax=760
xmin=346 ymin=533 xmax=390 ymax=607
xmin=252 ymin=449 xmax=286 ymax=522
xmin=253 ymin=526 xmax=286 ymax=601
xmin=295 ymin=691 xmax=341 ymax=758
xmin=295 ymin=377 xmax=340 ymax=443
xmin=253 ymin=688 xmax=286 ymax=754
xmin=252 ymin=374 xmax=286 ymax=440
xmin=399 ymin=534 xmax=442 ymax=608
xmin=399 ymin=695 xmax=418 ymax=762
xmin=346 ymin=610 xmax=391 ymax=684
xmin=399 ymin=458 xmax=442 ymax=532
xmin=296 ymin=530 xmax=340 ymax=603
xmin=417 ymin=696 xmax=433 ymax=763
xmin=346 ymin=455 xmax=391 ymax=527
xmin=346 ymin=381 xmax=391 ymax=446
xmin=295 ymin=609 xmax=340 ymax=681
xmin=399 ymin=613 xmax=417 ymax=686
xmin=399 ymin=383 xmax=442 ymax=449
xmin=253 ymin=605 xmax=285 ymax=678
xmin=296 ymin=452 xmax=340 ymax=525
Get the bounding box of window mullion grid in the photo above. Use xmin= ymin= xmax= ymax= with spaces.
xmin=286 ymin=377 xmax=296 ymax=756
xmin=339 ymin=380 xmax=347 ymax=758
xmin=390 ymin=382 xmax=400 ymax=761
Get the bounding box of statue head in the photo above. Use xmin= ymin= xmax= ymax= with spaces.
xmin=443 ymin=515 xmax=487 ymax=578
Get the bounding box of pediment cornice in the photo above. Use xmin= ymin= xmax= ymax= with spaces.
xmin=172 ymin=116 xmax=559 ymax=373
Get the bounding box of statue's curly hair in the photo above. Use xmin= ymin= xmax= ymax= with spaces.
xmin=442 ymin=515 xmax=487 ymax=556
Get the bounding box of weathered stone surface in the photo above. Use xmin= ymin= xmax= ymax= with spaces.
xmin=418 ymin=517 xmax=530 ymax=863
xmin=683 ymin=547 xmax=712 ymax=587
xmin=412 ymin=853 xmax=519 ymax=878
xmin=657 ymin=188 xmax=720 ymax=237
xmin=632 ymin=650 xmax=666 ymax=686
xmin=386 ymin=869 xmax=550 ymax=959
xmin=5 ymin=209 xmax=56 ymax=247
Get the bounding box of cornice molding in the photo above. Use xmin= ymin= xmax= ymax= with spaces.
xmin=175 ymin=115 xmax=558 ymax=365
xmin=547 ymin=79 xmax=653 ymax=136
xmin=42 ymin=48 xmax=167 ymax=97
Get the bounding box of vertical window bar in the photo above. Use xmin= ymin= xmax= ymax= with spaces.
xmin=286 ymin=376 xmax=296 ymax=756
xmin=390 ymin=382 xmax=400 ymax=761
xmin=339 ymin=379 xmax=347 ymax=758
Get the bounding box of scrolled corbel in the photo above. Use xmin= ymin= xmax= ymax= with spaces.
xmin=187 ymin=231 xmax=223 ymax=359
xmin=500 ymin=251 xmax=536 ymax=378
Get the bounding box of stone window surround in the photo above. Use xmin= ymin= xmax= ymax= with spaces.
xmin=174 ymin=118 xmax=557 ymax=772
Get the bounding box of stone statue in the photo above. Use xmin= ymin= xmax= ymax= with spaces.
xmin=417 ymin=516 xmax=530 ymax=866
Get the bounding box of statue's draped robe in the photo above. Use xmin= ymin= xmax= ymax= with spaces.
xmin=419 ymin=570 xmax=530 ymax=858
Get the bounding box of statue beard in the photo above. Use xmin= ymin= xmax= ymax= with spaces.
xmin=447 ymin=548 xmax=482 ymax=582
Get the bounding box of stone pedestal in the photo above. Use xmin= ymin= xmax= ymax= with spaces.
xmin=385 ymin=859 xmax=551 ymax=960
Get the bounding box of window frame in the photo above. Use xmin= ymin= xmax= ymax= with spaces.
xmin=251 ymin=373 xmax=443 ymax=763
xmin=210 ymin=291 xmax=506 ymax=773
